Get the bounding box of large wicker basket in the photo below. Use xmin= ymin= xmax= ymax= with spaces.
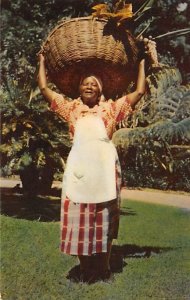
xmin=41 ymin=16 xmax=139 ymax=99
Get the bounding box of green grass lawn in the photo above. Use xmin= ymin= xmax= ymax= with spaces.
xmin=1 ymin=200 xmax=190 ymax=300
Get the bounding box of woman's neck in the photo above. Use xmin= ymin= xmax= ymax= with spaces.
xmin=82 ymin=99 xmax=99 ymax=108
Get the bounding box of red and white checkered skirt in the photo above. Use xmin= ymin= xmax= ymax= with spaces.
xmin=60 ymin=159 xmax=121 ymax=256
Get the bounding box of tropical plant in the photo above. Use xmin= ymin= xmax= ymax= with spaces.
xmin=1 ymin=0 xmax=190 ymax=192
xmin=1 ymin=1 xmax=72 ymax=193
xmin=0 ymin=78 xmax=70 ymax=195
xmin=113 ymin=67 xmax=190 ymax=191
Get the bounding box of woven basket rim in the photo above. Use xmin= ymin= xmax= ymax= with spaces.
xmin=44 ymin=16 xmax=117 ymax=44
xmin=56 ymin=16 xmax=108 ymax=26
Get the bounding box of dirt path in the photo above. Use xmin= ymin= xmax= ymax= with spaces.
xmin=1 ymin=177 xmax=190 ymax=209
xmin=121 ymin=188 xmax=190 ymax=209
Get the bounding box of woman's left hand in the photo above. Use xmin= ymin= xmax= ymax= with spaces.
xmin=143 ymin=38 xmax=159 ymax=66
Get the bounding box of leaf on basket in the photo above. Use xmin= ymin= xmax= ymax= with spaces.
xmin=92 ymin=4 xmax=109 ymax=11
xmin=115 ymin=4 xmax=133 ymax=19
xmin=112 ymin=4 xmax=133 ymax=26
xmin=92 ymin=11 xmax=114 ymax=19
xmin=92 ymin=2 xmax=133 ymax=26
xmin=92 ymin=4 xmax=111 ymax=18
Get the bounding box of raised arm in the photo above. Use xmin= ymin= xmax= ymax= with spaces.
xmin=127 ymin=39 xmax=158 ymax=108
xmin=38 ymin=53 xmax=72 ymax=122
xmin=126 ymin=58 xmax=146 ymax=108
xmin=38 ymin=54 xmax=55 ymax=103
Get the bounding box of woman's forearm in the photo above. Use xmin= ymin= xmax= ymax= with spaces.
xmin=38 ymin=55 xmax=54 ymax=103
xmin=38 ymin=60 xmax=48 ymax=90
xmin=127 ymin=38 xmax=158 ymax=108
xmin=126 ymin=59 xmax=146 ymax=107
xmin=136 ymin=59 xmax=146 ymax=96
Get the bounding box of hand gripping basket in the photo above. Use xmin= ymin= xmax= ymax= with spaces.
xmin=41 ymin=16 xmax=139 ymax=99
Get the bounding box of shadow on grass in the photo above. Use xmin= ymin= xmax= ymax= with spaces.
xmin=1 ymin=186 xmax=61 ymax=221
xmin=1 ymin=187 xmax=137 ymax=221
xmin=120 ymin=207 xmax=137 ymax=216
xmin=111 ymin=244 xmax=172 ymax=267
xmin=67 ymin=243 xmax=172 ymax=284
xmin=111 ymin=244 xmax=172 ymax=273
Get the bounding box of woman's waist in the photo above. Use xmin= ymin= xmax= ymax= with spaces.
xmin=71 ymin=138 xmax=116 ymax=152
xmin=73 ymin=136 xmax=110 ymax=144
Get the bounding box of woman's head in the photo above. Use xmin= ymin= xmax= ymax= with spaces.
xmin=79 ymin=75 xmax=103 ymax=108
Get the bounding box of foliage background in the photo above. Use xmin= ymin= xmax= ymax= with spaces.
xmin=1 ymin=0 xmax=190 ymax=192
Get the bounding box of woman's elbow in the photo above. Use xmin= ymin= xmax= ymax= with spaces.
xmin=136 ymin=89 xmax=145 ymax=100
xmin=137 ymin=91 xmax=145 ymax=98
xmin=137 ymin=83 xmax=146 ymax=96
xmin=129 ymin=90 xmax=145 ymax=108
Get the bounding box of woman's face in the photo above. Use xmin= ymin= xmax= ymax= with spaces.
xmin=79 ymin=77 xmax=101 ymax=108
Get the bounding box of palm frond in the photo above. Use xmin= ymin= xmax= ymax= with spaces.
xmin=151 ymin=118 xmax=190 ymax=144
xmin=136 ymin=21 xmax=152 ymax=38
xmin=153 ymin=28 xmax=190 ymax=40
xmin=133 ymin=7 xmax=152 ymax=22
xmin=133 ymin=0 xmax=154 ymax=17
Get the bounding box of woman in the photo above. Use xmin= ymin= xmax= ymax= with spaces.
xmin=38 ymin=38 xmax=158 ymax=283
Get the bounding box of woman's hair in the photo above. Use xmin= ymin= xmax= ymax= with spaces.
xmin=79 ymin=75 xmax=103 ymax=94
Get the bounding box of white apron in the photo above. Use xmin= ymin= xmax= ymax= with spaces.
xmin=62 ymin=115 xmax=117 ymax=203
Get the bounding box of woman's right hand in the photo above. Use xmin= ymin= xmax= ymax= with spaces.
xmin=38 ymin=53 xmax=45 ymax=64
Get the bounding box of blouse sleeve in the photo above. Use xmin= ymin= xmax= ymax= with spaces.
xmin=50 ymin=91 xmax=72 ymax=122
xmin=112 ymin=95 xmax=133 ymax=123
